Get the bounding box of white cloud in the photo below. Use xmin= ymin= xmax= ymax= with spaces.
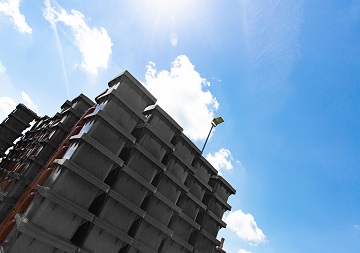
xmin=224 ymin=210 xmax=266 ymax=244
xmin=43 ymin=0 xmax=113 ymax=75
xmin=21 ymin=91 xmax=37 ymax=112
xmin=0 ymin=92 xmax=38 ymax=121
xmin=0 ymin=0 xmax=32 ymax=33
xmin=206 ymin=148 xmax=233 ymax=173
xmin=238 ymin=249 xmax=252 ymax=253
xmin=0 ymin=62 xmax=6 ymax=73
xmin=145 ymin=55 xmax=219 ymax=141
xmin=0 ymin=96 xmax=17 ymax=116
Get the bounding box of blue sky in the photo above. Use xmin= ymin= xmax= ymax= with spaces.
xmin=1 ymin=0 xmax=360 ymax=252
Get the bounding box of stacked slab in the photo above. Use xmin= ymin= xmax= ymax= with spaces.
xmin=0 ymin=104 xmax=39 ymax=158
xmin=0 ymin=70 xmax=235 ymax=253
xmin=0 ymin=95 xmax=94 ymax=225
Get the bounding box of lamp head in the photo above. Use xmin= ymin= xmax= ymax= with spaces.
xmin=212 ymin=117 xmax=224 ymax=127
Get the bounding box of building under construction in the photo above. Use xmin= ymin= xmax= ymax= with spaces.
xmin=0 ymin=71 xmax=235 ymax=253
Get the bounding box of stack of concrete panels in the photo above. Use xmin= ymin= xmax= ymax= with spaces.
xmin=0 ymin=70 xmax=235 ymax=253
xmin=0 ymin=94 xmax=94 ymax=233
xmin=0 ymin=104 xmax=38 ymax=158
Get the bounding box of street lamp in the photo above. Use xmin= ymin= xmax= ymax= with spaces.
xmin=201 ymin=117 xmax=224 ymax=154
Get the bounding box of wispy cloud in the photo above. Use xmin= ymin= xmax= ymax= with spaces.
xmin=238 ymin=249 xmax=252 ymax=253
xmin=224 ymin=209 xmax=266 ymax=244
xmin=240 ymin=0 xmax=303 ymax=107
xmin=0 ymin=0 xmax=32 ymax=33
xmin=0 ymin=62 xmax=6 ymax=73
xmin=145 ymin=55 xmax=219 ymax=141
xmin=350 ymin=0 xmax=360 ymax=20
xmin=21 ymin=91 xmax=37 ymax=112
xmin=43 ymin=0 xmax=69 ymax=96
xmin=43 ymin=0 xmax=112 ymax=75
xmin=206 ymin=148 xmax=233 ymax=174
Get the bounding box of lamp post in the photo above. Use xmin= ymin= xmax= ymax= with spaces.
xmin=201 ymin=117 xmax=224 ymax=154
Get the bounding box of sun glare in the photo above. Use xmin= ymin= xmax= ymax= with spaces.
xmin=132 ymin=0 xmax=196 ymax=26
xmin=147 ymin=0 xmax=190 ymax=13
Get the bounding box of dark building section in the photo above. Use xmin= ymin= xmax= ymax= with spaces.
xmin=0 ymin=104 xmax=39 ymax=158
xmin=0 ymin=70 xmax=235 ymax=253
xmin=0 ymin=95 xmax=94 ymax=222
